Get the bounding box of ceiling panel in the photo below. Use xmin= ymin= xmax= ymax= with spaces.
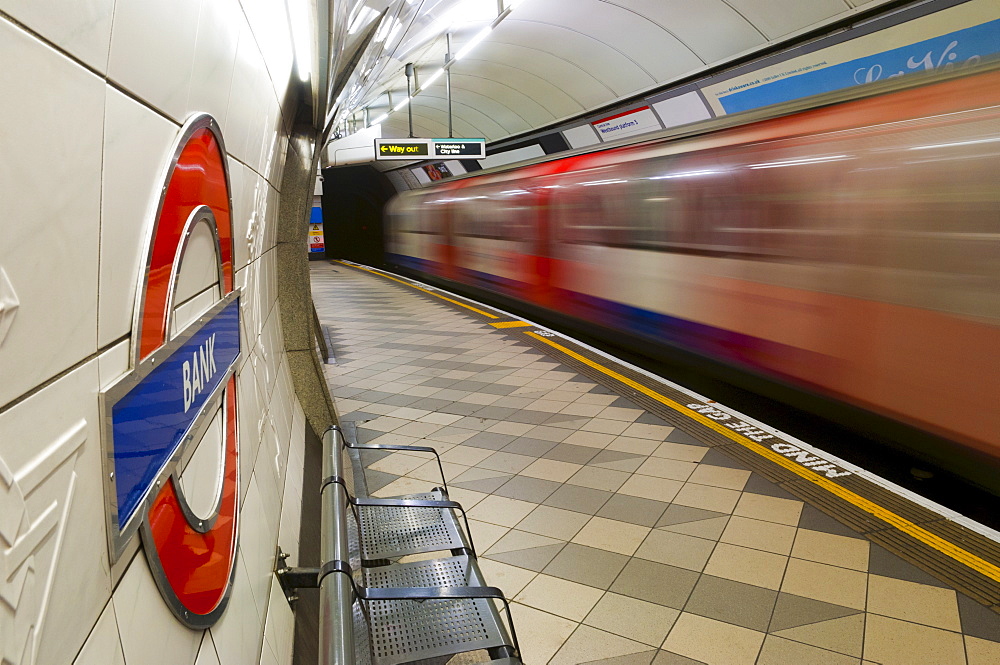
xmin=725 ymin=0 xmax=849 ymax=40
xmin=326 ymin=0 xmax=915 ymax=148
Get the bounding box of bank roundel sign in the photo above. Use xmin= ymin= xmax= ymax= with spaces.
xmin=100 ymin=114 xmax=241 ymax=628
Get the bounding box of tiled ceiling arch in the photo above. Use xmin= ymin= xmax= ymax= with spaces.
xmin=328 ymin=0 xmax=892 ymax=142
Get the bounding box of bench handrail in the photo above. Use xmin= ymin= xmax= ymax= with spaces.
xmin=320 ymin=427 xmax=357 ymax=665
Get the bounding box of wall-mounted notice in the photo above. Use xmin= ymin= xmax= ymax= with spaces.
xmin=591 ymin=106 xmax=662 ymax=142
xmin=704 ymin=0 xmax=1000 ymax=115
xmin=308 ymin=207 xmax=324 ymax=254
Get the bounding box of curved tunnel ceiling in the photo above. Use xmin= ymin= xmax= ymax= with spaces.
xmin=330 ymin=0 xmax=893 ymax=143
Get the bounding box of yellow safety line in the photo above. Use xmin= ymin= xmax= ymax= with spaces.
xmin=344 ymin=263 xmax=499 ymax=319
xmin=489 ymin=321 xmax=533 ymax=329
xmin=525 ymin=331 xmax=1000 ymax=583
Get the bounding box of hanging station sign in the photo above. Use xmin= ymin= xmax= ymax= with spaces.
xmin=375 ymin=138 xmax=486 ymax=160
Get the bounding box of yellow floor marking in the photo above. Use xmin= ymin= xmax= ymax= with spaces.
xmin=489 ymin=321 xmax=533 ymax=329
xmin=344 ymin=263 xmax=498 ymax=319
xmin=525 ymin=331 xmax=1000 ymax=583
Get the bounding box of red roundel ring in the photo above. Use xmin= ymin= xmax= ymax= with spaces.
xmin=135 ymin=114 xmax=240 ymax=628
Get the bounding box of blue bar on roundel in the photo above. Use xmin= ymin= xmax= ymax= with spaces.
xmin=111 ymin=298 xmax=241 ymax=529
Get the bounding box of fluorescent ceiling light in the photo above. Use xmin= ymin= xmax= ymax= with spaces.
xmin=422 ymin=68 xmax=445 ymax=88
xmin=371 ymin=113 xmax=389 ymax=125
xmin=455 ymin=25 xmax=492 ymax=60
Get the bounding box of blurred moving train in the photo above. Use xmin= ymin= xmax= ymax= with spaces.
xmin=385 ymin=64 xmax=1000 ymax=492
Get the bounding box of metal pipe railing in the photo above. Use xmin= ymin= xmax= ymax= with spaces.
xmin=319 ymin=427 xmax=355 ymax=665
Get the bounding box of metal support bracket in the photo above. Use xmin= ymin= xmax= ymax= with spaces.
xmin=275 ymin=546 xmax=321 ymax=604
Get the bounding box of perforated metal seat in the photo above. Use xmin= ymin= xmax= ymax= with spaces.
xmin=336 ymin=425 xmax=476 ymax=562
xmin=359 ymin=556 xmax=511 ymax=665
xmin=321 ymin=428 xmax=519 ymax=665
xmin=357 ymin=490 xmax=471 ymax=561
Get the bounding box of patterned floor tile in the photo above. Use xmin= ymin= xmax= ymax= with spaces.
xmin=550 ymin=625 xmax=652 ymax=665
xmin=957 ymin=593 xmax=1000 ymax=641
xmin=635 ymin=529 xmax=715 ymax=572
xmin=543 ymin=543 xmax=630 ymax=590
xmin=506 ymin=603 xmax=577 ymax=665
xmin=757 ymin=635 xmax=860 ymax=665
xmin=863 ymin=614 xmax=966 ymax=665
xmin=732 ymin=492 xmax=803 ymax=526
xmin=515 ymin=574 xmax=604 ymax=622
xmin=596 ymin=494 xmax=670 ymax=528
xmin=493 ymin=475 xmax=562 ymax=503
xmin=572 ymin=516 xmax=651 ymax=556
xmin=719 ymin=515 xmax=797 ymax=555
xmin=515 ymin=505 xmax=592 ymax=541
xmin=316 ymin=266 xmax=997 ymax=665
xmin=581 ymin=651 xmax=658 ymax=665
xmin=651 ymin=651 xmax=706 ymax=665
xmin=662 ymin=613 xmax=766 ymax=665
xmin=520 ymin=458 xmax=583 ymax=483
xmin=542 ymin=485 xmax=611 ymax=515
xmin=780 ymin=558 xmax=867 ymax=610
xmin=684 ymin=575 xmax=779 ymax=632
xmin=477 ymin=451 xmax=536 ymax=474
xmin=543 ymin=443 xmax=601 ymax=464
xmin=704 ymin=542 xmax=789 ymax=591
xmin=867 ymin=574 xmax=961 ymax=631
xmin=966 ymin=635 xmax=1000 ymax=665
xmin=772 ymin=613 xmax=864 ymax=657
xmin=567 ymin=466 xmax=632 ymax=492
xmin=610 ymin=558 xmax=700 ymax=609
xmin=867 ymin=544 xmax=951 ymax=588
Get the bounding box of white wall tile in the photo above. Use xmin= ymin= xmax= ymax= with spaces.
xmin=3 ymin=0 xmax=116 ymax=73
xmin=262 ymin=577 xmax=295 ymax=665
xmin=210 ymin=554 xmax=265 ymax=665
xmin=227 ymin=19 xmax=264 ymax=167
xmin=275 ymin=402 xmax=305 ymax=568
xmin=237 ymin=473 xmax=275 ymax=628
xmin=114 ymin=554 xmax=202 ymax=665
xmin=0 ymin=360 xmax=111 ymax=665
xmin=187 ymin=0 xmax=241 ymax=136
xmin=239 ymin=0 xmax=294 ymax=104
xmin=108 ymin=0 xmax=202 ymax=122
xmin=73 ymin=601 xmax=125 ymax=665
xmin=195 ymin=631 xmax=223 ymax=665
xmin=98 ymin=339 xmax=131 ymax=390
xmin=228 ymin=158 xmax=251 ymax=272
xmin=98 ymin=89 xmax=180 ymax=347
xmin=255 ymin=417 xmax=285 ymax=537
xmin=0 ymin=18 xmax=104 ymax=406
xmin=236 ymin=360 xmax=265 ymax=504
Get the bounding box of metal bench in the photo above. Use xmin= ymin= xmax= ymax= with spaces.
xmin=335 ymin=423 xmax=478 ymax=563
xmin=282 ymin=426 xmax=522 ymax=665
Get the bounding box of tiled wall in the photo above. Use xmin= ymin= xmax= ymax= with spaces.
xmin=0 ymin=1 xmax=308 ymax=663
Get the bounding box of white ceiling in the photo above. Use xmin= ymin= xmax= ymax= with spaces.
xmin=327 ymin=0 xmax=892 ymax=142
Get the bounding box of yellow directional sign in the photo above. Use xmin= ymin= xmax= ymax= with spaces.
xmin=374 ymin=140 xmax=430 ymax=160
xmin=374 ymin=138 xmax=487 ymax=161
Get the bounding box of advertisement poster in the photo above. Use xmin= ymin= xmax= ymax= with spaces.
xmin=422 ymin=162 xmax=452 ymax=181
xmin=703 ymin=0 xmax=1000 ymax=115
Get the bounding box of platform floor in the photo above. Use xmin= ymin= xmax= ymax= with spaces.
xmin=311 ymin=261 xmax=1000 ymax=665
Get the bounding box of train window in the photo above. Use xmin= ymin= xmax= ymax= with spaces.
xmin=555 ymin=168 xmax=632 ymax=246
xmin=734 ymin=139 xmax=855 ymax=264
xmin=633 ymin=154 xmax=742 ymax=255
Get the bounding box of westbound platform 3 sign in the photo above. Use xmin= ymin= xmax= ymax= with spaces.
xmin=375 ymin=138 xmax=486 ymax=160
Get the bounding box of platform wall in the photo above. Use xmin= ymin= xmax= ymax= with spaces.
xmin=0 ymin=1 xmax=308 ymax=664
